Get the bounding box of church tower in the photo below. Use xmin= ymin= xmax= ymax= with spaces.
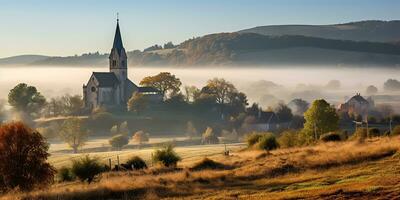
xmin=109 ymin=17 xmax=128 ymax=103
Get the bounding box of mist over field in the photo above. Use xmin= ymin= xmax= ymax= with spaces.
xmin=1 ymin=65 xmax=399 ymax=109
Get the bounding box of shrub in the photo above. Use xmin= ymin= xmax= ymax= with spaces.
xmin=368 ymin=128 xmax=381 ymax=138
xmin=109 ymin=134 xmax=129 ymax=150
xmin=246 ymin=132 xmax=263 ymax=147
xmin=320 ymin=132 xmax=342 ymax=142
xmin=0 ymin=122 xmax=55 ymax=191
xmin=202 ymin=127 xmax=219 ymax=144
xmin=256 ymin=134 xmax=279 ymax=150
xmin=124 ymin=156 xmax=147 ymax=170
xmin=278 ymin=130 xmax=300 ymax=148
xmin=190 ymin=158 xmax=228 ymax=171
xmin=71 ymin=155 xmax=104 ymax=183
xmin=152 ymin=144 xmax=181 ymax=167
xmin=58 ymin=167 xmax=74 ymax=182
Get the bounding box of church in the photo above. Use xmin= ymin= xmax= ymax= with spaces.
xmin=83 ymin=19 xmax=162 ymax=110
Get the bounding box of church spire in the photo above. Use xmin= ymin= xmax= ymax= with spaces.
xmin=112 ymin=14 xmax=124 ymax=55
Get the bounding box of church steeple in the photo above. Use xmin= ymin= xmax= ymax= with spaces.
xmin=112 ymin=17 xmax=124 ymax=56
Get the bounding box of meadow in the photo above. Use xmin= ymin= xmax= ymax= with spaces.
xmin=3 ymin=136 xmax=400 ymax=200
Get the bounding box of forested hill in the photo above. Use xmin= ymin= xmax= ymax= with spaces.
xmin=128 ymin=33 xmax=400 ymax=66
xmin=239 ymin=20 xmax=400 ymax=42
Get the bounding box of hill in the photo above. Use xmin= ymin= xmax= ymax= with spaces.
xmin=128 ymin=33 xmax=400 ymax=66
xmin=239 ymin=20 xmax=400 ymax=42
xmin=0 ymin=55 xmax=49 ymax=66
xmin=3 ymin=137 xmax=400 ymax=199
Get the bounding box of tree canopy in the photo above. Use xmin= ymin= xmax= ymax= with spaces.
xmin=302 ymin=99 xmax=339 ymax=143
xmin=8 ymin=83 xmax=46 ymax=117
xmin=0 ymin=122 xmax=55 ymax=191
xmin=140 ymin=72 xmax=182 ymax=98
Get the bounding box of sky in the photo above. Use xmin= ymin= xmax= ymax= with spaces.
xmin=0 ymin=0 xmax=400 ymax=58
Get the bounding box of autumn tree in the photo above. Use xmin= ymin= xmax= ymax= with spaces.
xmin=201 ymin=127 xmax=219 ymax=144
xmin=8 ymin=83 xmax=46 ymax=117
xmin=60 ymin=118 xmax=89 ymax=153
xmin=139 ymin=72 xmax=182 ymax=98
xmin=0 ymin=122 xmax=55 ymax=191
xmin=127 ymin=93 xmax=148 ymax=114
xmin=201 ymin=78 xmax=248 ymax=117
xmin=132 ymin=130 xmax=150 ymax=148
xmin=302 ymin=99 xmax=339 ymax=143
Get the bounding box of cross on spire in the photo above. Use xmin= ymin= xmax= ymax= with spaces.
xmin=117 ymin=12 xmax=119 ymax=23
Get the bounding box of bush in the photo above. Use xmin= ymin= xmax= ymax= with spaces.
xmin=0 ymin=122 xmax=55 ymax=191
xmin=124 ymin=156 xmax=147 ymax=170
xmin=256 ymin=134 xmax=279 ymax=150
xmin=368 ymin=128 xmax=381 ymax=138
xmin=57 ymin=167 xmax=74 ymax=182
xmin=152 ymin=144 xmax=181 ymax=167
xmin=201 ymin=127 xmax=219 ymax=144
xmin=246 ymin=132 xmax=263 ymax=147
xmin=109 ymin=134 xmax=129 ymax=150
xmin=71 ymin=155 xmax=104 ymax=183
xmin=190 ymin=158 xmax=229 ymax=171
xmin=320 ymin=132 xmax=342 ymax=142
xmin=278 ymin=130 xmax=300 ymax=148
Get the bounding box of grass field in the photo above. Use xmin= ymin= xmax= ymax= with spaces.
xmin=3 ymin=136 xmax=400 ymax=200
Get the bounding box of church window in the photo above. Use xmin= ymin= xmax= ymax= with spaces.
xmin=91 ymin=87 xmax=96 ymax=92
xmin=112 ymin=60 xmax=117 ymax=67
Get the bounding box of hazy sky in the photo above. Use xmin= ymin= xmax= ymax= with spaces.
xmin=1 ymin=0 xmax=400 ymax=58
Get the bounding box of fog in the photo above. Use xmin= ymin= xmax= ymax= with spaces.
xmin=0 ymin=65 xmax=399 ymax=109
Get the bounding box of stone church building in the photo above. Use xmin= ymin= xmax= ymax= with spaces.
xmin=83 ymin=20 xmax=161 ymax=110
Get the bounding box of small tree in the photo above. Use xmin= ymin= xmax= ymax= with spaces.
xmin=71 ymin=155 xmax=104 ymax=183
xmin=202 ymin=127 xmax=219 ymax=144
xmin=152 ymin=144 xmax=181 ymax=167
xmin=302 ymin=99 xmax=339 ymax=144
xmin=60 ymin=118 xmax=89 ymax=153
xmin=109 ymin=134 xmax=129 ymax=150
xmin=132 ymin=130 xmax=150 ymax=148
xmin=0 ymin=122 xmax=55 ymax=191
xmin=127 ymin=93 xmax=148 ymax=114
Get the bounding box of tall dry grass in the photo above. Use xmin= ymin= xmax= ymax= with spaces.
xmin=2 ymin=136 xmax=399 ymax=200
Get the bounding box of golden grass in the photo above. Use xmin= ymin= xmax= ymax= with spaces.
xmin=2 ymin=136 xmax=400 ymax=200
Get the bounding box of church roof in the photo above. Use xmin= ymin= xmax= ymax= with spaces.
xmin=93 ymin=72 xmax=119 ymax=87
xmin=112 ymin=21 xmax=124 ymax=55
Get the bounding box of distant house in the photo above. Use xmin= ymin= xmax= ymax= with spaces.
xmin=338 ymin=93 xmax=372 ymax=116
xmin=248 ymin=111 xmax=290 ymax=132
xmin=83 ymin=19 xmax=162 ymax=110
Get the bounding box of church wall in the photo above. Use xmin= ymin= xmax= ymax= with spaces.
xmin=85 ymin=77 xmax=99 ymax=109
